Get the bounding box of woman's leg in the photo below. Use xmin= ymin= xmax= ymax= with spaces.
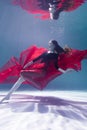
xmin=0 ymin=76 xmax=25 ymax=102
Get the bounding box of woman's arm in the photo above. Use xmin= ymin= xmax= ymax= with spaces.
xmin=58 ymin=44 xmax=66 ymax=54
xmin=24 ymin=52 xmax=46 ymax=69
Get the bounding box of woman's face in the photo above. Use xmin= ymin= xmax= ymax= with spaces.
xmin=49 ymin=42 xmax=55 ymax=51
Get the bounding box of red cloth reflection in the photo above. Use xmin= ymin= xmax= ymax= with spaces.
xmin=12 ymin=0 xmax=85 ymax=19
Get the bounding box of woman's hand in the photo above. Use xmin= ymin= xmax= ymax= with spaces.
xmin=58 ymin=68 xmax=74 ymax=73
xmin=65 ymin=68 xmax=74 ymax=73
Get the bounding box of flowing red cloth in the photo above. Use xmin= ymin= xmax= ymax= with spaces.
xmin=0 ymin=46 xmax=87 ymax=89
xmin=12 ymin=0 xmax=85 ymax=19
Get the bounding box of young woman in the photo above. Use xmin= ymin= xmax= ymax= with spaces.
xmin=0 ymin=40 xmax=73 ymax=102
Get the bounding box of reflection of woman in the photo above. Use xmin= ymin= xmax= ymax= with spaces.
xmin=0 ymin=40 xmax=73 ymax=102
xmin=13 ymin=0 xmax=85 ymax=20
xmin=37 ymin=0 xmax=61 ymax=19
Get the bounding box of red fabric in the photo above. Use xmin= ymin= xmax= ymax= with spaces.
xmin=12 ymin=0 xmax=50 ymax=19
xmin=58 ymin=0 xmax=85 ymax=11
xmin=12 ymin=0 xmax=85 ymax=19
xmin=0 ymin=45 xmax=87 ymax=90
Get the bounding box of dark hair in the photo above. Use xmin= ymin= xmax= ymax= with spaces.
xmin=53 ymin=11 xmax=60 ymax=20
xmin=49 ymin=40 xmax=64 ymax=53
xmin=49 ymin=40 xmax=58 ymax=46
xmin=49 ymin=40 xmax=58 ymax=51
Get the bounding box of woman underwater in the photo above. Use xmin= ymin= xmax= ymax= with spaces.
xmin=0 ymin=40 xmax=74 ymax=102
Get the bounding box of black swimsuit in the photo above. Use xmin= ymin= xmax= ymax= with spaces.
xmin=33 ymin=52 xmax=59 ymax=69
xmin=33 ymin=44 xmax=65 ymax=69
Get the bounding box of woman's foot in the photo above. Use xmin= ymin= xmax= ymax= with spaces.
xmin=0 ymin=94 xmax=10 ymax=103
